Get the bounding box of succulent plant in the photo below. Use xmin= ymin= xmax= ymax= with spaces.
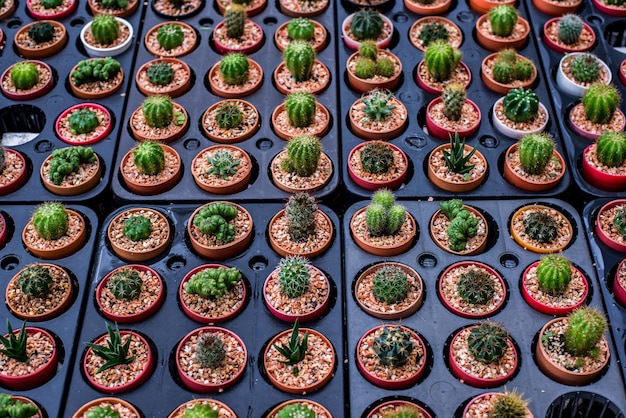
xmin=372 ymin=188 xmax=395 ymax=208
xmin=84 ymin=322 xmax=136 ymax=373
xmin=280 ymin=134 xmax=322 ymax=177
xmin=206 ymin=149 xmax=241 ymax=179
xmin=219 ymin=53 xmax=250 ymax=86
xmin=536 ymin=255 xmax=572 ymax=295
xmin=192 ymin=202 xmax=238 ymax=244
xmin=283 ymin=40 xmax=316 ymax=83
xmin=565 ymin=306 xmax=606 ymax=356
xmin=497 ymin=48 xmax=517 ymax=63
xmin=373 ymin=265 xmax=408 ymax=304
xmin=147 ymin=61 xmax=174 ymax=86
xmin=376 ymin=58 xmax=395 ymax=78
xmin=445 ymin=205 xmax=479 ymax=252
xmin=68 ymin=108 xmax=100 ymax=135
xmin=0 ymin=321 xmax=28 ymax=363
xmin=380 ymin=405 xmax=422 ymax=418
xmin=285 ymin=91 xmax=317 ymax=128
xmin=442 ymin=83 xmax=466 ymax=122
xmin=71 ymin=57 xmax=121 ymax=86
xmin=489 ymin=5 xmax=518 ymax=37
xmin=142 ymin=95 xmax=174 ymax=128
xmin=90 ymin=14 xmax=120 ymax=45
xmin=359 ymin=40 xmax=379 ymax=61
xmin=10 ymin=62 xmax=39 ymax=90
xmin=32 ymin=202 xmax=69 ymax=240
xmin=349 ymin=9 xmax=384 ymax=41
xmin=224 ymin=4 xmax=246 ymax=38
xmin=48 ymin=146 xmax=97 ymax=185
xmin=278 ymin=256 xmax=311 ymax=298
xmin=287 ymin=17 xmax=315 ymax=41
xmin=185 ymin=266 xmax=242 ymax=300
xmin=361 ymin=89 xmax=397 ymax=122
xmin=570 ymin=54 xmax=601 ymax=84
xmin=108 ymin=268 xmax=142 ymax=300
xmin=518 ymin=133 xmax=554 ymax=175
xmin=123 ymin=215 xmax=152 ymax=241
xmin=457 ymin=267 xmax=495 ymax=305
xmin=156 ymin=23 xmax=184 ymax=50
xmin=215 ymin=102 xmax=243 ymax=130
xmin=523 ymin=210 xmax=558 ymax=244
xmin=558 ymin=14 xmax=583 ymax=45
xmin=18 ymin=264 xmax=52 ymax=298
xmin=273 ymin=319 xmax=308 ymax=376
xmin=102 ymin=0 xmax=129 ymax=10
xmin=0 ymin=393 xmax=41 ymax=418
xmin=182 ymin=404 xmax=218 ymax=418
xmin=41 ymin=0 xmax=62 ymax=8
xmin=515 ymin=59 xmax=534 ymax=81
xmin=195 ymin=334 xmax=226 ymax=369
xmin=418 ymin=22 xmax=449 ymax=47
xmin=372 ymin=325 xmax=415 ymax=368
xmin=133 ymin=141 xmax=165 ymax=176
xmin=488 ymin=389 xmax=529 ymax=418
xmin=359 ymin=141 xmax=395 ymax=174
xmin=467 ymin=321 xmax=510 ymax=364
xmin=493 ymin=60 xmax=515 ymax=84
xmin=614 ymin=209 xmax=626 ymax=237
xmin=28 ymin=21 xmax=55 ymax=44
xmin=276 ymin=404 xmax=315 ymax=418
xmin=503 ymin=87 xmax=539 ymax=123
xmin=365 ymin=189 xmax=406 ymax=237
xmin=424 ymin=41 xmax=462 ymax=82
xmin=86 ymin=405 xmax=120 ymax=418
xmin=442 ymin=132 xmax=478 ymax=175
xmin=285 ymin=192 xmax=318 ymax=242
xmin=354 ymin=57 xmax=377 ymax=79
xmin=582 ymin=83 xmax=620 ymax=125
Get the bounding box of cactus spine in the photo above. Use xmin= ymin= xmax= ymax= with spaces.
xmin=489 ymin=5 xmax=518 ymax=37
xmin=518 ymin=133 xmax=554 ymax=175
xmin=206 ymin=149 xmax=241 ymax=179
xmin=596 ymin=131 xmax=626 ymax=167
xmin=365 ymin=189 xmax=406 ymax=237
xmin=133 ymin=141 xmax=165 ymax=176
xmin=156 ymin=23 xmax=184 ymax=50
xmin=536 ymin=255 xmax=573 ymax=295
xmin=32 ymin=202 xmax=69 ymax=240
xmin=349 ymin=10 xmax=384 ymax=41
xmin=123 ymin=215 xmax=152 ymax=241
xmin=68 ymin=108 xmax=100 ymax=135
xmin=285 ymin=92 xmax=317 ymax=128
xmin=10 ymin=62 xmax=39 ymax=90
xmin=108 ymin=268 xmax=142 ymax=300
xmin=614 ymin=210 xmax=626 ymax=237
xmin=467 ymin=321 xmax=510 ymax=364
xmin=18 ymin=264 xmax=52 ymax=297
xmin=571 ymin=54 xmax=601 ymax=84
xmin=285 ymin=192 xmax=317 ymax=242
xmin=283 ymin=40 xmax=316 ymax=83
xmin=354 ymin=58 xmax=376 ymax=79
xmin=219 ymin=53 xmax=249 ymax=85
xmin=278 ymin=256 xmax=311 ymax=298
xmin=280 ymin=135 xmax=321 ymax=177
xmin=142 ymin=95 xmax=174 ymax=128
xmin=147 ymin=62 xmax=174 ymax=86
xmin=565 ymin=306 xmax=606 ymax=356
xmin=224 ymin=4 xmax=246 ymax=38
xmin=558 ymin=14 xmax=583 ymax=45
xmin=503 ymin=88 xmax=539 ymax=123
xmin=424 ymin=41 xmax=462 ymax=82
xmin=215 ymin=102 xmax=243 ymax=130
xmin=28 ymin=21 xmax=55 ymax=44
xmin=373 ymin=265 xmax=408 ymax=304
xmin=359 ymin=40 xmax=379 ymax=61
xmin=418 ymin=22 xmax=449 ymax=48
xmin=287 ymin=17 xmax=315 ymax=41
xmin=442 ymin=83 xmax=466 ymax=122
xmin=457 ymin=268 xmax=495 ymax=306
xmin=372 ymin=325 xmax=415 ymax=368
xmin=582 ymin=83 xmax=620 ymax=124
xmin=489 ymin=389 xmax=529 ymax=418
xmin=359 ymin=141 xmax=395 ymax=174
xmin=90 ymin=14 xmax=120 ymax=45
xmin=523 ymin=211 xmax=558 ymax=244
xmin=195 ymin=334 xmax=226 ymax=368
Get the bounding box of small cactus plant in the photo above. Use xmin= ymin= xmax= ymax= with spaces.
xmin=85 ymin=405 xmax=119 ymax=418
xmin=68 ymin=108 xmax=100 ymax=135
xmin=283 ymin=40 xmax=316 ymax=83
xmin=28 ymin=21 xmax=55 ymax=44
xmin=467 ymin=321 xmax=510 ymax=364
xmin=195 ymin=333 xmax=226 ymax=369
xmin=492 ymin=49 xmax=534 ymax=84
xmin=285 ymin=91 xmax=317 ymax=128
xmin=558 ymin=14 xmax=583 ymax=45
xmin=219 ymin=53 xmax=249 ymax=86
xmin=518 ymin=133 xmax=554 ymax=175
xmin=192 ymin=202 xmax=238 ymax=244
xmin=147 ymin=61 xmax=174 ymax=86
xmin=570 ymin=54 xmax=601 ymax=84
xmin=457 ymin=267 xmax=495 ymax=306
xmin=182 ymin=404 xmax=218 ymax=418
xmin=489 ymin=5 xmax=518 ymax=38
xmin=418 ymin=22 xmax=449 ymax=48
xmin=107 ymin=268 xmax=142 ymax=300
xmin=361 ymin=90 xmax=397 ymax=122
xmin=424 ymin=41 xmax=462 ymax=82
xmin=123 ymin=215 xmax=152 ymax=241
xmin=372 ymin=325 xmax=415 ymax=368
xmin=224 ymin=4 xmax=246 ymax=38
xmin=287 ymin=17 xmax=315 ymax=41
xmin=440 ymin=199 xmax=479 ymax=252
xmin=442 ymin=83 xmax=466 ymax=122
xmin=493 ymin=60 xmax=515 ymax=84
xmin=142 ymin=95 xmax=174 ymax=128
xmin=565 ymin=306 xmax=606 ymax=356
xmin=523 ymin=210 xmax=558 ymax=244
xmin=278 ymin=256 xmax=311 ymax=298
xmin=41 ymin=0 xmax=62 ymax=8
xmin=515 ymin=59 xmax=534 ymax=81
xmin=48 ymin=146 xmax=97 ymax=185
xmin=536 ymin=255 xmax=573 ymax=295
xmin=71 ymin=57 xmax=121 ymax=86
xmin=596 ymin=131 xmax=626 ymax=168
xmin=359 ymin=40 xmax=379 ymax=61
xmin=18 ymin=264 xmax=52 ymax=298
xmin=372 ymin=265 xmax=408 ymax=304
xmin=90 ymin=14 xmax=120 ymax=45
xmin=614 ymin=210 xmax=626 ymax=237
xmin=215 ymin=102 xmax=243 ymax=130
xmin=276 ymin=404 xmax=315 ymax=418
xmin=101 ymin=0 xmax=129 ymax=10
xmin=349 ymin=9 xmax=384 ymax=41
xmin=206 ymin=149 xmax=241 ymax=179
xmin=503 ymin=87 xmax=539 ymax=123
xmin=156 ymin=23 xmax=184 ymax=50
xmin=380 ymin=405 xmax=422 ymax=418
xmin=32 ymin=202 xmax=69 ymax=240
xmin=365 ymin=189 xmax=407 ymax=237
xmin=377 ymin=58 xmax=395 ymax=78
xmin=185 ymin=266 xmax=242 ymax=299
xmin=280 ymin=135 xmax=322 ymax=177
xmin=489 ymin=389 xmax=529 ymax=418
xmin=582 ymin=83 xmax=620 ymax=125
xmin=359 ymin=141 xmax=395 ymax=174
xmin=354 ymin=57 xmax=377 ymax=79
xmin=10 ymin=62 xmax=39 ymax=90
xmin=285 ymin=192 xmax=317 ymax=242
xmin=133 ymin=141 xmax=165 ymax=176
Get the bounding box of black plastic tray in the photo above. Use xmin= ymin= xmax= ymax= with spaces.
xmin=343 ymin=198 xmax=626 ymax=417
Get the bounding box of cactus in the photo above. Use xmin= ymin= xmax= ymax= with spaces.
xmin=380 ymin=405 xmax=422 ymax=418
xmin=467 ymin=321 xmax=510 ymax=364
xmin=71 ymin=57 xmax=121 ymax=86
xmin=359 ymin=141 xmax=395 ymax=174
xmin=565 ymin=306 xmax=606 ymax=356
xmin=359 ymin=40 xmax=379 ymax=61
xmin=123 ymin=215 xmax=152 ymax=241
xmin=489 ymin=389 xmax=529 ymax=418
xmin=418 ymin=22 xmax=449 ymax=48
xmin=185 ymin=266 xmax=242 ymax=299
xmin=206 ymin=149 xmax=241 ymax=179
xmin=192 ymin=202 xmax=238 ymax=243
xmin=518 ymin=133 xmax=554 ymax=175
xmin=515 ymin=59 xmax=534 ymax=81
xmin=48 ymin=146 xmax=97 ymax=185
xmin=571 ymin=54 xmax=601 ymax=84
xmin=85 ymin=406 xmax=120 ymax=418
xmin=373 ymin=265 xmax=408 ymax=304
xmin=349 ymin=9 xmax=384 ymax=41
xmin=285 ymin=192 xmax=317 ymax=242
xmin=354 ymin=58 xmax=377 ymax=79
xmin=280 ymin=134 xmax=322 ymax=177
xmin=523 ymin=210 xmax=558 ymax=244
xmin=442 ymin=83 xmax=466 ymax=122
xmin=68 ymin=108 xmax=100 ymax=135
xmin=195 ymin=334 xmax=226 ymax=369
xmin=365 ymin=190 xmax=406 ymax=237
xmin=0 ymin=146 xmax=5 ymax=175
xmin=156 ymin=23 xmax=184 ymax=50
xmin=372 ymin=188 xmax=395 ymax=208
xmin=219 ymin=53 xmax=250 ymax=86
xmin=18 ymin=264 xmax=52 ymax=298
xmin=285 ymin=92 xmax=317 ymax=128
xmin=102 ymin=0 xmax=129 ymax=10
xmin=614 ymin=210 xmax=626 ymax=237
xmin=32 ymin=202 xmax=69 ymax=240
xmin=107 ymin=268 xmax=142 ymax=300
xmin=443 ymin=132 xmax=478 ymax=175
xmin=28 ymin=21 xmax=55 ymax=44
xmin=142 ymin=95 xmax=174 ymax=128
xmin=276 ymin=404 xmax=315 ymax=418
xmin=536 ymin=255 xmax=573 ymax=295
xmin=90 ymin=14 xmax=120 ymax=45
xmin=372 ymin=325 xmax=415 ymax=368
xmin=457 ymin=267 xmax=495 ymax=306
xmin=377 ymin=58 xmax=395 ymax=78
xmin=489 ymin=5 xmax=518 ymax=37
xmin=424 ymin=41 xmax=462 ymax=82
xmin=283 ymin=40 xmax=316 ymax=83
xmin=215 ymin=102 xmax=243 ymax=129
xmin=278 ymin=256 xmax=311 ymax=298
xmin=147 ymin=61 xmax=174 ymax=86
xmin=558 ymin=14 xmax=583 ymax=45
xmin=10 ymin=62 xmax=39 ymax=90
xmin=41 ymin=0 xmax=62 ymax=7
xmin=361 ymin=90 xmax=397 ymax=122
xmin=287 ymin=17 xmax=315 ymax=41
xmin=182 ymin=404 xmax=218 ymax=418
xmin=582 ymin=83 xmax=620 ymax=125
xmin=133 ymin=141 xmax=165 ymax=176
xmin=224 ymin=4 xmax=246 ymax=38
xmin=498 ymin=48 xmax=518 ymax=63
xmin=443 ymin=203 xmax=479 ymax=252
xmin=503 ymin=87 xmax=539 ymax=123
xmin=493 ymin=60 xmax=515 ymax=84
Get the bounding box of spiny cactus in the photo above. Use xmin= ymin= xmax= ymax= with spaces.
xmin=442 ymin=83 xmax=466 ymax=122
xmin=276 ymin=404 xmax=315 ymax=418
xmin=489 ymin=389 xmax=529 ymax=418
xmin=493 ymin=60 xmax=515 ymax=84
xmin=123 ymin=215 xmax=152 ymax=241
xmin=518 ymin=133 xmax=554 ymax=175
xmin=108 ymin=268 xmax=142 ymax=300
xmin=28 ymin=21 xmax=55 ymax=44
xmin=224 ymin=4 xmax=246 ymax=38
xmin=558 ymin=14 xmax=583 ymax=45
xmin=68 ymin=108 xmax=100 ymax=135
xmin=206 ymin=149 xmax=241 ymax=179
xmin=424 ymin=41 xmax=462 ymax=82
xmin=71 ymin=57 xmax=121 ymax=86
xmin=442 ymin=200 xmax=479 ymax=252
xmin=515 ymin=59 xmax=534 ymax=81
xmin=278 ymin=256 xmax=311 ymax=298
xmin=582 ymin=83 xmax=620 ymax=125
xmin=467 ymin=321 xmax=510 ymax=364
xmin=571 ymin=54 xmax=601 ymax=84
xmin=287 ymin=17 xmax=315 ymax=41
xmin=372 ymin=325 xmax=415 ymax=368
xmin=372 ymin=265 xmax=408 ymax=304
xmin=419 ymin=22 xmax=449 ymax=48
xmin=33 ymin=202 xmax=69 ymax=240
xmin=285 ymin=91 xmax=317 ymax=128
xmin=565 ymin=306 xmax=607 ymax=356
xmin=283 ymin=40 xmax=316 ymax=83
xmin=498 ymin=48 xmax=518 ymax=63
xmin=48 ymin=146 xmax=97 ymax=185
xmin=614 ymin=210 xmax=626 ymax=237
xmin=102 ymin=0 xmax=129 ymax=10
xmin=536 ymin=255 xmax=572 ymax=295
xmin=142 ymin=95 xmax=174 ymax=128
xmin=195 ymin=334 xmax=226 ymax=368
xmin=349 ymin=9 xmax=384 ymax=41
xmin=361 ymin=90 xmax=397 ymax=122
xmin=10 ymin=62 xmax=39 ymax=90
xmin=354 ymin=57 xmax=377 ymax=79
xmin=147 ymin=62 xmax=174 ymax=86
xmin=442 ymin=133 xmax=478 ymax=175
xmin=90 ymin=14 xmax=120 ymax=45
xmin=185 ymin=266 xmax=242 ymax=299
xmin=503 ymin=87 xmax=539 ymax=123
xmin=457 ymin=268 xmax=495 ymax=306
xmin=372 ymin=188 xmax=395 ymax=208
xmin=365 ymin=190 xmax=406 ymax=237
xmin=523 ymin=210 xmax=558 ymax=244
xmin=215 ymin=102 xmax=243 ymax=129
xmin=359 ymin=40 xmax=379 ymax=61
xmin=219 ymin=53 xmax=249 ymax=86
xmin=85 ymin=406 xmax=119 ymax=418
xmin=192 ymin=202 xmax=238 ymax=244
xmin=18 ymin=264 xmax=52 ymax=298
xmin=156 ymin=23 xmax=184 ymax=50
xmin=489 ymin=5 xmax=518 ymax=38
xmin=133 ymin=141 xmax=165 ymax=176
xmin=359 ymin=141 xmax=395 ymax=174
xmin=41 ymin=0 xmax=62 ymax=8
xmin=285 ymin=192 xmax=317 ymax=242
xmin=182 ymin=404 xmax=218 ymax=418
xmin=380 ymin=405 xmax=422 ymax=418
xmin=377 ymin=58 xmax=395 ymax=78
xmin=280 ymin=135 xmax=322 ymax=177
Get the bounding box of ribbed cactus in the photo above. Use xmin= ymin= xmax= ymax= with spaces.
xmin=614 ymin=210 xmax=626 ymax=237
xmin=224 ymin=4 xmax=246 ymax=38
xmin=195 ymin=334 xmax=226 ymax=368
xmin=418 ymin=22 xmax=449 ymax=48
xmin=365 ymin=190 xmax=406 ymax=237
xmin=123 ymin=215 xmax=152 ymax=241
xmin=359 ymin=141 xmax=394 ymax=174
xmin=206 ymin=149 xmax=241 ymax=179
xmin=142 ymin=95 xmax=174 ymax=128
xmin=102 ymin=0 xmax=129 ymax=10
xmin=536 ymin=255 xmax=573 ymax=295
xmin=18 ymin=264 xmax=52 ymax=297
xmin=565 ymin=306 xmax=606 ymax=356
xmin=489 ymin=5 xmax=518 ymax=38
xmin=192 ymin=202 xmax=238 ymax=244
xmin=107 ymin=269 xmax=142 ymax=300
xmin=185 ymin=266 xmax=241 ymax=299
xmin=442 ymin=83 xmax=466 ymax=122
xmin=28 ymin=21 xmax=55 ymax=44
xmin=490 ymin=389 xmax=529 ymax=418
xmin=424 ymin=41 xmax=462 ymax=82
xmin=359 ymin=40 xmax=379 ymax=61
xmin=287 ymin=17 xmax=315 ymax=41
xmin=277 ymin=404 xmax=315 ymax=418
xmin=582 ymin=83 xmax=620 ymax=125
xmin=515 ymin=59 xmax=534 ymax=81
xmin=280 ymin=135 xmax=321 ymax=177
xmin=219 ymin=53 xmax=249 ymax=85
xmin=90 ymin=14 xmax=120 ymax=45
xmin=32 ymin=202 xmax=69 ymax=240
xmin=147 ymin=62 xmax=174 ymax=86
xmin=571 ymin=54 xmax=601 ymax=84
xmin=68 ymin=109 xmax=100 ymax=135
xmin=493 ymin=60 xmax=515 ymax=84
xmin=467 ymin=321 xmax=510 ymax=364
xmin=10 ymin=62 xmax=39 ymax=90
xmin=215 ymin=102 xmax=243 ymax=130
xmin=596 ymin=131 xmax=626 ymax=167
xmin=457 ymin=268 xmax=495 ymax=306
xmin=283 ymin=40 xmax=316 ymax=83
xmin=285 ymin=92 xmax=317 ymax=128
xmin=372 ymin=265 xmax=408 ymax=304
xmin=349 ymin=9 xmax=384 ymax=41
xmin=278 ymin=256 xmax=311 ymax=298
xmin=372 ymin=325 xmax=415 ymax=368
xmin=285 ymin=192 xmax=317 ymax=242
xmin=523 ymin=211 xmax=558 ymax=244
xmin=354 ymin=58 xmax=376 ymax=79
xmin=503 ymin=88 xmax=539 ymax=123
xmin=377 ymin=58 xmax=395 ymax=78
xmin=133 ymin=141 xmax=165 ymax=176
xmin=518 ymin=133 xmax=554 ymax=175
xmin=181 ymin=404 xmax=218 ymax=418
xmin=558 ymin=14 xmax=583 ymax=45
xmin=361 ymin=90 xmax=397 ymax=122
xmin=156 ymin=24 xmax=184 ymax=50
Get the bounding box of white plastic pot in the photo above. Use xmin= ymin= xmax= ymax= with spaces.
xmin=556 ymin=53 xmax=612 ymax=97
xmin=492 ymin=97 xmax=549 ymax=139
xmin=80 ymin=17 xmax=134 ymax=57
xmin=342 ymin=12 xmax=393 ymax=51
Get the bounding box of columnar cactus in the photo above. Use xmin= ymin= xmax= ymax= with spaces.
xmin=219 ymin=53 xmax=250 ymax=85
xmin=418 ymin=22 xmax=449 ymax=47
xmin=373 ymin=265 xmax=408 ymax=304
xmin=354 ymin=58 xmax=376 ymax=79
xmin=372 ymin=325 xmax=415 ymax=368
xmin=467 ymin=321 xmax=510 ymax=364
xmin=185 ymin=266 xmax=242 ymax=299
xmin=278 ymin=256 xmax=311 ymax=298
xmin=565 ymin=306 xmax=606 ymax=356
xmin=90 ymin=14 xmax=120 ymax=45
xmin=71 ymin=57 xmax=121 ymax=86
xmin=571 ymin=54 xmax=601 ymax=84
xmin=523 ymin=211 xmax=558 ymax=244
xmin=285 ymin=192 xmax=317 ymax=242
xmin=147 ymin=62 xmax=174 ymax=86
xmin=361 ymin=90 xmax=397 ymax=122
xmin=280 ymin=135 xmax=322 ymax=177
xmin=424 ymin=41 xmax=462 ymax=82
xmin=365 ymin=189 xmax=407 ymax=237
xmin=490 ymin=389 xmax=529 ymax=418
xmin=582 ymin=83 xmax=620 ymax=124
xmin=359 ymin=141 xmax=395 ymax=174
xmin=68 ymin=109 xmax=100 ymax=135
xmin=457 ymin=268 xmax=495 ymax=306
xmin=596 ymin=131 xmax=626 ymax=168
xmin=108 ymin=269 xmax=142 ymax=300
xmin=133 ymin=141 xmax=165 ymax=176
xmin=359 ymin=40 xmax=379 ymax=61
xmin=558 ymin=14 xmax=583 ymax=45
xmin=10 ymin=62 xmax=39 ymax=90
xmin=215 ymin=103 xmax=243 ymax=130
xmin=192 ymin=202 xmax=238 ymax=244
xmin=503 ymin=88 xmax=539 ymax=123
xmin=489 ymin=5 xmax=518 ymax=37
xmin=349 ymin=9 xmax=384 ymax=41
xmin=224 ymin=4 xmax=246 ymax=38
xmin=156 ymin=24 xmax=184 ymax=50
xmin=48 ymin=146 xmax=96 ymax=185
xmin=536 ymin=255 xmax=572 ymax=295
xmin=277 ymin=404 xmax=315 ymax=418
xmin=518 ymin=133 xmax=554 ymax=175
xmin=123 ymin=215 xmax=152 ymax=241
xmin=283 ymin=40 xmax=316 ymax=83
xmin=287 ymin=17 xmax=315 ymax=41
xmin=142 ymin=95 xmax=174 ymax=128
xmin=195 ymin=334 xmax=226 ymax=368
xmin=206 ymin=149 xmax=241 ymax=179
xmin=442 ymin=83 xmax=466 ymax=122
xmin=285 ymin=92 xmax=317 ymax=128
xmin=28 ymin=21 xmax=55 ymax=44
xmin=18 ymin=264 xmax=52 ymax=297
xmin=32 ymin=202 xmax=69 ymax=240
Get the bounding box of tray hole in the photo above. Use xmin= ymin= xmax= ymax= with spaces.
xmin=70 ymin=17 xmax=85 ymax=27
xmin=0 ymin=255 xmax=20 ymax=271
xmin=249 ymin=255 xmax=268 ymax=271
xmin=457 ymin=11 xmax=473 ymax=23
xmin=35 ymin=140 xmax=54 ymax=153
xmin=499 ymin=253 xmax=519 ymax=269
xmin=199 ymin=18 xmax=213 ymax=29
xmin=256 ymin=138 xmax=273 ymax=150
xmin=587 ymin=14 xmax=604 ymax=26
xmin=546 ymin=392 xmax=624 ymax=417
xmin=479 ymin=135 xmax=499 ymax=148
xmin=166 ymin=255 xmax=187 ymax=271
xmin=604 ymin=21 xmax=626 ymax=49
xmin=184 ymin=138 xmax=200 ymax=150
xmin=0 ymin=105 xmax=46 ymax=146
xmin=392 ymin=12 xmax=408 ymax=23
xmin=404 ymin=134 xmax=427 ymax=150
xmin=7 ymin=18 xmax=22 ymax=29
xmin=418 ymin=253 xmax=437 ymax=269
xmin=263 ymin=16 xmax=277 ymax=26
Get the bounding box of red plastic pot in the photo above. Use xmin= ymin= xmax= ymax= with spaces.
xmin=582 ymin=145 xmax=626 ymax=191
xmin=614 ymin=258 xmax=626 ymax=307
xmin=0 ymin=212 xmax=7 ymax=248
xmin=27 ymin=0 xmax=76 ymax=20
xmin=55 ymin=103 xmax=113 ymax=145
xmin=620 ymin=59 xmax=626 ymax=86
xmin=1 ymin=60 xmax=54 ymax=101
xmin=592 ymin=0 xmax=626 ymax=16
xmin=425 ymin=97 xmax=481 ymax=140
xmin=212 ymin=20 xmax=263 ymax=55
xmin=347 ymin=141 xmax=408 ymax=191
xmin=416 ymin=60 xmax=471 ymax=95
xmin=543 ymin=18 xmax=596 ymax=53
xmin=0 ymin=149 xmax=28 ymax=196
xmin=569 ymin=106 xmax=625 ymax=141
xmin=595 ymin=200 xmax=626 ymax=253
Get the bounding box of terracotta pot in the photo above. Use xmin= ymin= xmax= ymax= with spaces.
xmin=268 ymin=209 xmax=333 ymax=258
xmin=350 ymin=206 xmax=417 ymax=256
xmin=27 ymin=0 xmax=76 ymax=19
xmin=273 ymin=60 xmax=330 ymax=95
xmin=536 ymin=317 xmax=610 ymax=385
xmin=14 ymin=21 xmax=67 ymax=59
xmin=278 ymin=0 xmax=329 ymax=17
xmin=216 ymin=0 xmax=266 ymax=15
xmin=595 ymin=200 xmax=626 ymax=253
xmin=80 ymin=17 xmax=134 ymax=57
xmin=347 ymin=141 xmax=408 ymax=191
xmin=179 ymin=264 xmax=247 ymax=323
xmin=40 ymin=153 xmax=101 ymax=196
xmin=88 ymin=0 xmax=139 ymax=16
xmin=0 ymin=327 xmax=58 ymax=390
xmin=492 ymin=97 xmax=549 ymax=139
xmin=367 ymin=400 xmax=432 ymax=418
xmin=409 ymin=16 xmax=463 ymax=52
xmin=476 ymin=14 xmax=530 ymax=52
xmin=202 ymin=100 xmax=259 ymax=143
xmin=0 ymin=149 xmax=29 ymax=196
xmin=1 ymin=60 xmax=54 ymax=101
xmin=274 ymin=19 xmax=327 ymax=53
xmin=212 ymin=20 xmax=263 ymax=55
xmin=569 ymin=105 xmax=626 ymax=141
xmin=342 ymin=13 xmax=393 ymax=51
xmin=151 ymin=0 xmax=205 ymax=18
xmin=416 ymin=60 xmax=472 ymax=96
xmin=72 ymin=397 xmax=141 ymax=418
xmin=272 ymin=102 xmax=330 ymax=141
xmin=349 ymin=96 xmax=408 ymax=140
xmin=354 ymin=262 xmax=423 ymax=320
xmin=208 ymin=58 xmax=263 ymax=98
xmin=0 ymin=212 xmax=7 ymax=248
xmin=430 ymin=205 xmax=489 ymax=255
xmin=463 ymin=392 xmax=533 ymax=417
xmin=613 ymin=258 xmax=626 ymax=307
xmin=510 ymin=204 xmax=573 ymax=254
xmin=356 ymin=324 xmax=427 ymax=389
xmin=346 ymin=50 xmax=402 ymax=93
xmin=469 ymin=0 xmax=514 ymax=13
xmin=266 ymin=400 xmax=332 ymax=418
xmin=404 ymin=0 xmax=451 ymax=14
xmin=425 ymin=97 xmax=481 ymax=140
xmin=5 ymin=396 xmax=43 ymax=418
xmin=176 ymin=326 xmax=247 ymax=393
xmin=107 ymin=207 xmax=171 ymax=262
xmin=191 ymin=145 xmax=252 ymax=195
xmin=84 ymin=330 xmax=154 ymax=393
xmin=55 ymin=103 xmax=112 ymax=145
xmin=129 ymin=102 xmax=189 ymax=143
xmin=144 ymin=21 xmax=197 ymax=57
xmin=270 ymin=150 xmax=333 ymax=193
xmin=69 ymin=60 xmax=124 ymax=100
xmin=503 ymin=143 xmax=566 ymax=192
xmin=120 ymin=144 xmax=182 ymax=195
xmin=187 ymin=202 xmax=253 ymax=260
xmin=542 ymin=18 xmax=596 ymax=53
xmin=427 ymin=143 xmax=488 ymax=192
xmin=481 ymin=52 xmax=537 ymax=95
xmin=168 ymin=398 xmax=236 ymax=418
xmin=23 ymin=209 xmax=87 ymax=260
xmin=135 ymin=58 xmax=192 ymax=98
xmin=592 ymin=0 xmax=626 ymax=16
xmin=96 ymin=264 xmax=165 ymax=323
xmin=532 ymin=0 xmax=581 ymax=14
xmin=620 ymin=60 xmax=626 ymax=86
xmin=0 ymin=0 xmax=16 ymax=19
xmin=556 ymin=53 xmax=611 ymax=97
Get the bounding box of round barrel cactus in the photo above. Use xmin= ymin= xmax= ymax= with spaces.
xmin=518 ymin=133 xmax=554 ymax=175
xmin=285 ymin=91 xmax=316 ymax=128
xmin=582 ymin=83 xmax=620 ymax=125
xmin=349 ymin=10 xmax=384 ymax=41
xmin=283 ymin=40 xmax=316 ymax=83
xmin=489 ymin=5 xmax=518 ymax=38
xmin=503 ymin=87 xmax=539 ymax=123
xmin=32 ymin=202 xmax=69 ymax=241
xmin=156 ymin=24 xmax=184 ymax=50
xmin=10 ymin=62 xmax=40 ymax=90
xmin=142 ymin=95 xmax=174 ymax=128
xmin=595 ymin=131 xmax=626 ymax=167
xmin=90 ymin=14 xmax=120 ymax=45
xmin=424 ymin=41 xmax=462 ymax=82
xmin=133 ymin=141 xmax=165 ymax=175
